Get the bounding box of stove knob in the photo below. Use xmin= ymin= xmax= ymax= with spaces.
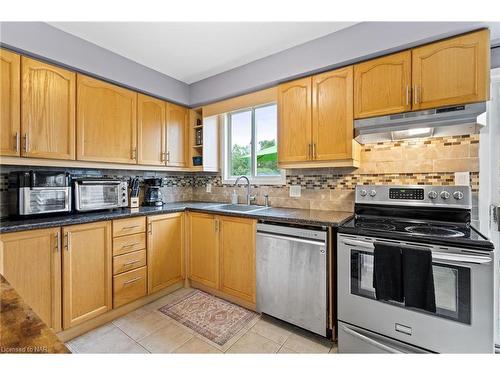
xmin=453 ymin=191 xmax=464 ymax=200
xmin=369 ymin=190 xmax=377 ymax=197
xmin=440 ymin=191 xmax=450 ymax=199
xmin=428 ymin=191 xmax=438 ymax=199
xmin=360 ymin=189 xmax=367 ymax=197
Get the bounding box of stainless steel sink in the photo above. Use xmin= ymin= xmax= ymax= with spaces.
xmin=210 ymin=204 xmax=269 ymax=213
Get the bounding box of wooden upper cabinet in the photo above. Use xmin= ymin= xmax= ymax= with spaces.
xmin=187 ymin=212 xmax=219 ymax=289
xmin=21 ymin=57 xmax=76 ymax=160
xmin=312 ymin=66 xmax=354 ymax=161
xmin=62 ymin=221 xmax=112 ymax=329
xmin=219 ymin=216 xmax=256 ymax=304
xmin=412 ymin=29 xmax=490 ymax=110
xmin=0 ymin=227 xmax=62 ymax=332
xmin=137 ymin=94 xmax=166 ymax=166
xmin=0 ymin=49 xmax=21 ymax=156
xmin=147 ymin=213 xmax=184 ymax=294
xmin=354 ymin=51 xmax=412 ymax=119
xmin=77 ymin=74 xmax=137 ymax=164
xmin=278 ymin=77 xmax=312 ymax=163
xmin=166 ymin=103 xmax=188 ymax=167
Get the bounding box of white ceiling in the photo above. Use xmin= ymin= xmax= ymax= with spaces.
xmin=48 ymin=22 xmax=357 ymax=84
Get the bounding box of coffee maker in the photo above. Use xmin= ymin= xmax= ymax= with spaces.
xmin=143 ymin=178 xmax=164 ymax=206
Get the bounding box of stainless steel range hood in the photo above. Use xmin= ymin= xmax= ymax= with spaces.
xmin=354 ymin=102 xmax=486 ymax=144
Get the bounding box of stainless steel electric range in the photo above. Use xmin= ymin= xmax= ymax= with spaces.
xmin=337 ymin=185 xmax=495 ymax=353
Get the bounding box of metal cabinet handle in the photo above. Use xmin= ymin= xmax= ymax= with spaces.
xmin=54 ymin=232 xmax=60 ymax=253
xmin=64 ymin=232 xmax=71 ymax=251
xmin=122 ymin=225 xmax=140 ymax=230
xmin=14 ymin=132 xmax=19 ymax=153
xmin=341 ymin=325 xmax=403 ymax=354
xmin=405 ymin=85 xmax=410 ymax=106
xmin=160 ymin=152 xmax=166 ymax=162
xmin=123 ymin=260 xmax=140 ymax=266
xmin=308 ymin=144 xmax=312 ymax=159
xmin=313 ymin=143 xmax=317 ymax=159
xmin=22 ymin=133 xmax=28 ymax=152
xmin=123 ymin=277 xmax=142 ymax=285
xmin=166 ymin=151 xmax=170 ymax=163
xmin=131 ymin=148 xmax=137 ymax=160
xmin=148 ymin=222 xmax=152 ymax=234
xmin=413 ymin=86 xmax=420 ymax=105
xmin=121 ymin=242 xmax=140 ymax=248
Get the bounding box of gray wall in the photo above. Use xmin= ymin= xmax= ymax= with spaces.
xmin=189 ymin=22 xmax=490 ymax=107
xmin=0 ymin=22 xmax=190 ymax=105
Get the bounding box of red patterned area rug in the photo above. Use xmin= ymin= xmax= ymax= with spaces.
xmin=158 ymin=290 xmax=259 ymax=346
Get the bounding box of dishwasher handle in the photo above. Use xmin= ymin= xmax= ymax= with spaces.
xmin=257 ymin=231 xmax=326 ymax=246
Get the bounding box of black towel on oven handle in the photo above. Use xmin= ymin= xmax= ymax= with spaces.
xmin=372 ymin=242 xmax=404 ymax=303
xmin=402 ymin=246 xmax=436 ymax=313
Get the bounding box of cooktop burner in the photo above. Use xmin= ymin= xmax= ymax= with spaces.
xmin=404 ymin=225 xmax=465 ymax=238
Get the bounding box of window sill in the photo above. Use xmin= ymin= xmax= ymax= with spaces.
xmin=223 ymin=175 xmax=286 ymax=186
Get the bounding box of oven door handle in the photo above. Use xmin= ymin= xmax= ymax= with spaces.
xmin=342 ymin=239 xmax=374 ymax=249
xmin=431 ymin=252 xmax=492 ymax=265
xmin=341 ymin=325 xmax=403 ymax=354
xmin=78 ymin=180 xmax=122 ymax=185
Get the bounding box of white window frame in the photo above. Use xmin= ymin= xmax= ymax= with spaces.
xmin=221 ymin=103 xmax=285 ymax=185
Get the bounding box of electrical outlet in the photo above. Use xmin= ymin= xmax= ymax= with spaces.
xmin=206 ymin=183 xmax=212 ymax=193
xmin=454 ymin=172 xmax=470 ymax=186
xmin=289 ymin=185 xmax=301 ymax=198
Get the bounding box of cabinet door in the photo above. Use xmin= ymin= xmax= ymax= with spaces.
xmin=62 ymin=221 xmax=112 ymax=329
xmin=0 ymin=49 xmax=20 ymax=156
xmin=147 ymin=213 xmax=184 ymax=294
xmin=21 ymin=57 xmax=76 ymax=160
xmin=77 ymin=74 xmax=137 ymax=164
xmin=137 ymin=94 xmax=166 ymax=166
xmin=187 ymin=212 xmax=219 ymax=289
xmin=354 ymin=51 xmax=411 ymax=119
xmin=412 ymin=29 xmax=490 ymax=110
xmin=202 ymin=115 xmax=219 ymax=172
xmin=219 ymin=216 xmax=256 ymax=303
xmin=166 ymin=103 xmax=188 ymax=167
xmin=312 ymin=66 xmax=354 ymax=161
xmin=278 ymin=77 xmax=312 ymax=163
xmin=0 ymin=228 xmax=62 ymax=331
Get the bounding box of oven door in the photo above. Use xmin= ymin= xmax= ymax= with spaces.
xmin=74 ymin=181 xmax=121 ymax=211
xmin=337 ymin=234 xmax=495 ymax=353
xmin=20 ymin=187 xmax=71 ymax=214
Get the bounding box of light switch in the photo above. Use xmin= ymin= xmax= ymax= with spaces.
xmin=206 ymin=183 xmax=212 ymax=193
xmin=289 ymin=185 xmax=301 ymax=198
xmin=454 ymin=172 xmax=470 ymax=186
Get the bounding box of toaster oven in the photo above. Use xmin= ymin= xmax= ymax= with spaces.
xmin=73 ymin=178 xmax=128 ymax=212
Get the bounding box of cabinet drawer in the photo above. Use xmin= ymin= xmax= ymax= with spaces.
xmin=113 ymin=249 xmax=146 ymax=275
xmin=113 ymin=232 xmax=146 ymax=256
xmin=113 ymin=266 xmax=147 ymax=308
xmin=113 ymin=217 xmax=146 ymax=237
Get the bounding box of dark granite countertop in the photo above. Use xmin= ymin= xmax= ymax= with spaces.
xmin=0 ymin=201 xmax=353 ymax=233
xmin=0 ymin=275 xmax=69 ymax=354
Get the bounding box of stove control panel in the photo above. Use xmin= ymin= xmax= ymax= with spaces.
xmin=355 ymin=185 xmax=471 ymax=209
xmin=389 ymin=188 xmax=424 ymax=200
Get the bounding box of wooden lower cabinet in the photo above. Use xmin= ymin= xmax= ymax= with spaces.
xmin=113 ymin=266 xmax=147 ymax=308
xmin=187 ymin=212 xmax=219 ymax=289
xmin=187 ymin=213 xmax=256 ymax=304
xmin=0 ymin=227 xmax=62 ymax=331
xmin=147 ymin=213 xmax=184 ymax=294
xmin=219 ymin=216 xmax=256 ymax=303
xmin=62 ymin=221 xmax=112 ymax=329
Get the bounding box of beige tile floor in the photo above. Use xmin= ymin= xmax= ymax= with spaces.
xmin=66 ymin=288 xmax=337 ymax=354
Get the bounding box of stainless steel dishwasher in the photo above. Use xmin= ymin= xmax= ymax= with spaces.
xmin=256 ymin=222 xmax=328 ymax=336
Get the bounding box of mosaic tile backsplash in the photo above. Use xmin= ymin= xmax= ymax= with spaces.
xmin=0 ymin=134 xmax=480 ymax=218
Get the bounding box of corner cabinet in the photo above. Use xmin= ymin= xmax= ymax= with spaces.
xmin=147 ymin=213 xmax=184 ymax=294
xmin=62 ymin=221 xmax=112 ymax=329
xmin=137 ymin=93 xmax=166 ymax=166
xmin=354 ymin=51 xmax=412 ymax=118
xmin=0 ymin=228 xmax=62 ymax=332
xmin=278 ymin=76 xmax=312 ymax=163
xmin=76 ymin=74 xmax=137 ymax=164
xmin=412 ymin=29 xmax=490 ymax=110
xmin=21 ymin=57 xmax=76 ymax=160
xmin=0 ymin=48 xmax=21 ymax=156
xmin=278 ymin=69 xmax=360 ymax=169
xmin=166 ymin=103 xmax=188 ymax=167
